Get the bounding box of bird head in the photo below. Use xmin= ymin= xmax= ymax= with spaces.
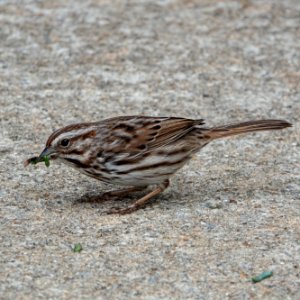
xmin=37 ymin=123 xmax=97 ymax=166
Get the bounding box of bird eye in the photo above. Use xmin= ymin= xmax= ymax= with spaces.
xmin=60 ymin=139 xmax=70 ymax=147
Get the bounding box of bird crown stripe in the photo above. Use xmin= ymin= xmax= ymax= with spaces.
xmin=49 ymin=128 xmax=97 ymax=146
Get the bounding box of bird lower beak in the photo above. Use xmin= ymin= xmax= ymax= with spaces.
xmin=38 ymin=147 xmax=56 ymax=160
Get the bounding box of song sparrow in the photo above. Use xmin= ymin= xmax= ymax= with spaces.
xmin=25 ymin=116 xmax=291 ymax=214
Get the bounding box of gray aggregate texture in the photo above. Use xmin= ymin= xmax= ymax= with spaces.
xmin=0 ymin=0 xmax=299 ymax=299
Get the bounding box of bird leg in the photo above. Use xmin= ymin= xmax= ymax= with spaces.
xmin=107 ymin=180 xmax=170 ymax=215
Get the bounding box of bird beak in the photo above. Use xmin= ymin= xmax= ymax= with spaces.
xmin=38 ymin=147 xmax=56 ymax=160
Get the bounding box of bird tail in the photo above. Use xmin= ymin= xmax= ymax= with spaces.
xmin=204 ymin=119 xmax=292 ymax=140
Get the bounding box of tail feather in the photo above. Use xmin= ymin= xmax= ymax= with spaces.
xmin=205 ymin=119 xmax=292 ymax=140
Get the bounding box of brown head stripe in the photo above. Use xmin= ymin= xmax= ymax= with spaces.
xmin=46 ymin=123 xmax=96 ymax=146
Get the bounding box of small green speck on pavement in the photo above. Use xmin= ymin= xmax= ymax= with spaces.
xmin=73 ymin=243 xmax=83 ymax=253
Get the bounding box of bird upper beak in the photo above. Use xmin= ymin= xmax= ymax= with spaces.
xmin=38 ymin=147 xmax=56 ymax=160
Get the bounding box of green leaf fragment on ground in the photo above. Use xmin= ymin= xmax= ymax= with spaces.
xmin=73 ymin=243 xmax=83 ymax=253
xmin=251 ymin=271 xmax=273 ymax=283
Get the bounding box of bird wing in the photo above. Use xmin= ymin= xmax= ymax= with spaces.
xmin=104 ymin=116 xmax=205 ymax=153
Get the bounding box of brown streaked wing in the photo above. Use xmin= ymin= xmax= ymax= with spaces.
xmin=144 ymin=117 xmax=205 ymax=150
xmin=106 ymin=117 xmax=205 ymax=152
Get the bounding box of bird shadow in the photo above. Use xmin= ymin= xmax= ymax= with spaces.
xmin=74 ymin=189 xmax=145 ymax=204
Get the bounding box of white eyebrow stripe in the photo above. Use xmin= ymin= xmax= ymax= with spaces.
xmin=51 ymin=127 xmax=97 ymax=146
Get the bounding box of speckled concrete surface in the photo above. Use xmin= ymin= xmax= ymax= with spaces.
xmin=0 ymin=0 xmax=299 ymax=299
